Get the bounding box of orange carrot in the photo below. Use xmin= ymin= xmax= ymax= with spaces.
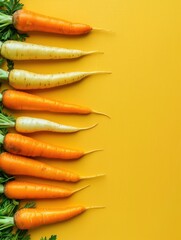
xmin=0 ymin=8 xmax=92 ymax=37
xmin=0 ymin=152 xmax=102 ymax=182
xmin=0 ymin=180 xmax=88 ymax=199
xmin=13 ymin=9 xmax=92 ymax=35
xmin=0 ymin=132 xmax=98 ymax=160
xmin=1 ymin=89 xmax=105 ymax=116
xmin=0 ymin=205 xmax=104 ymax=230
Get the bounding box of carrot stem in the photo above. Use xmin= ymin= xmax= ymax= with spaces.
xmin=0 ymin=184 xmax=4 ymax=194
xmin=0 ymin=216 xmax=14 ymax=230
xmin=0 ymin=134 xmax=5 ymax=144
xmin=0 ymin=113 xmax=15 ymax=128
xmin=0 ymin=12 xmax=13 ymax=29
xmin=0 ymin=69 xmax=9 ymax=81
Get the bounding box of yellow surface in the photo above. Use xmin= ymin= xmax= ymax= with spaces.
xmin=2 ymin=0 xmax=181 ymax=239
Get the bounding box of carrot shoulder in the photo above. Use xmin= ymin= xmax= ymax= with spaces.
xmin=13 ymin=9 xmax=92 ymax=35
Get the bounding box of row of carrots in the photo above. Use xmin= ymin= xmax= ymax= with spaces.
xmin=0 ymin=0 xmax=109 ymax=239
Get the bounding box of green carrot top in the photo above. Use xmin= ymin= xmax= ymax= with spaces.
xmin=0 ymin=0 xmax=27 ymax=41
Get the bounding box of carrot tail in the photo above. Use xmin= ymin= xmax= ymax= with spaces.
xmin=13 ymin=9 xmax=92 ymax=35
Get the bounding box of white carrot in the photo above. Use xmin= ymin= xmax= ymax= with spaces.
xmin=0 ymin=68 xmax=110 ymax=90
xmin=0 ymin=40 xmax=100 ymax=60
xmin=0 ymin=114 xmax=97 ymax=133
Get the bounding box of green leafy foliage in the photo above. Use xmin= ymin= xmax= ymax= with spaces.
xmin=0 ymin=228 xmax=30 ymax=240
xmin=0 ymin=0 xmax=28 ymax=41
xmin=0 ymin=0 xmax=23 ymax=15
xmin=0 ymin=194 xmax=19 ymax=216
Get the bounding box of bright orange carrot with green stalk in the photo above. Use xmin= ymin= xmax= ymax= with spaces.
xmin=0 ymin=112 xmax=97 ymax=133
xmin=0 ymin=68 xmax=109 ymax=90
xmin=0 ymin=180 xmax=89 ymax=199
xmin=0 ymin=89 xmax=108 ymax=116
xmin=0 ymin=152 xmax=103 ymax=182
xmin=0 ymin=205 xmax=104 ymax=230
xmin=0 ymin=0 xmax=93 ymax=39
xmin=0 ymin=132 xmax=100 ymax=160
xmin=0 ymin=40 xmax=100 ymax=61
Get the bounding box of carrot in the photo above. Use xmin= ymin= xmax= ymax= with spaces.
xmin=0 ymin=132 xmax=99 ymax=160
xmin=13 ymin=9 xmax=92 ymax=35
xmin=1 ymin=89 xmax=107 ymax=116
xmin=0 ymin=205 xmax=104 ymax=230
xmin=0 ymin=0 xmax=92 ymax=37
xmin=0 ymin=68 xmax=110 ymax=90
xmin=0 ymin=40 xmax=99 ymax=60
xmin=0 ymin=152 xmax=103 ymax=182
xmin=0 ymin=180 xmax=89 ymax=199
xmin=0 ymin=3 xmax=92 ymax=37
xmin=0 ymin=113 xmax=97 ymax=133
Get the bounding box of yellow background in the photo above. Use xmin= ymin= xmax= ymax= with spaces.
xmin=2 ymin=0 xmax=181 ymax=239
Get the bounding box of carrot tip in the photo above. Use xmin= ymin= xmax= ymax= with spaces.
xmin=86 ymin=206 xmax=105 ymax=210
xmin=93 ymin=27 xmax=112 ymax=33
xmin=92 ymin=110 xmax=111 ymax=118
xmin=80 ymin=173 xmax=106 ymax=180
xmin=84 ymin=149 xmax=103 ymax=156
xmin=85 ymin=50 xmax=104 ymax=55
xmin=82 ymin=123 xmax=98 ymax=131
xmin=72 ymin=184 xmax=90 ymax=194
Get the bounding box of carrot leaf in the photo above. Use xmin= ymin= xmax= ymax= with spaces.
xmin=0 ymin=228 xmax=30 ymax=240
xmin=0 ymin=194 xmax=19 ymax=216
xmin=0 ymin=0 xmax=23 ymax=15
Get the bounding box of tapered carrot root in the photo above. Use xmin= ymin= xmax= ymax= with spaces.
xmin=13 ymin=9 xmax=92 ymax=35
xmin=8 ymin=70 xmax=110 ymax=90
xmin=0 ymin=180 xmax=89 ymax=199
xmin=0 ymin=112 xmax=97 ymax=133
xmin=0 ymin=152 xmax=103 ymax=182
xmin=0 ymin=205 xmax=104 ymax=230
xmin=0 ymin=68 xmax=110 ymax=90
xmin=15 ymin=206 xmax=86 ymax=229
xmin=1 ymin=90 xmax=93 ymax=114
xmin=0 ymin=132 xmax=98 ymax=160
xmin=15 ymin=116 xmax=97 ymax=133
xmin=0 ymin=89 xmax=108 ymax=117
xmin=14 ymin=205 xmax=104 ymax=230
xmin=0 ymin=40 xmax=99 ymax=60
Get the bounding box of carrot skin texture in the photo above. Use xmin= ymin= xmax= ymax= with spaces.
xmin=4 ymin=180 xmax=77 ymax=199
xmin=8 ymin=69 xmax=106 ymax=90
xmin=13 ymin=9 xmax=92 ymax=35
xmin=15 ymin=116 xmax=96 ymax=133
xmin=2 ymin=90 xmax=91 ymax=114
xmin=14 ymin=206 xmax=86 ymax=229
xmin=0 ymin=152 xmax=80 ymax=182
xmin=4 ymin=133 xmax=84 ymax=160
xmin=1 ymin=40 xmax=96 ymax=60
